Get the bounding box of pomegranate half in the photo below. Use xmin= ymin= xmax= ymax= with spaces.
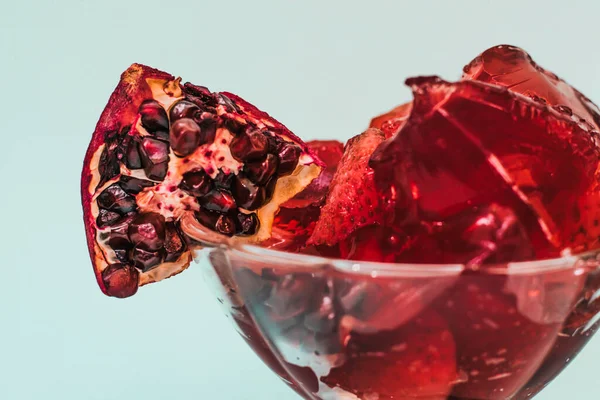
xmin=82 ymin=64 xmax=323 ymax=298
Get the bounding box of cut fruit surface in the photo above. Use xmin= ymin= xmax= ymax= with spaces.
xmin=82 ymin=64 xmax=322 ymax=297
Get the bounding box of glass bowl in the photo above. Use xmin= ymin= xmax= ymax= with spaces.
xmin=201 ymin=244 xmax=600 ymax=400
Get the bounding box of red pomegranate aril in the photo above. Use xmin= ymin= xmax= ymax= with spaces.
xmin=101 ymin=263 xmax=139 ymax=298
xmin=195 ymin=208 xmax=220 ymax=229
xmin=232 ymin=175 xmax=267 ymax=211
xmin=169 ymin=100 xmax=201 ymax=121
xmin=131 ymin=247 xmax=163 ymax=272
xmin=197 ymin=116 xmax=218 ymax=144
xmin=237 ymin=212 xmax=260 ymax=236
xmin=214 ymin=170 xmax=234 ymax=190
xmin=127 ymin=212 xmax=166 ymax=251
xmin=97 ymin=184 xmax=137 ymax=214
xmin=164 ymin=222 xmax=186 ymax=262
xmin=139 ymin=100 xmax=169 ymax=136
xmin=200 ymin=190 xmax=237 ymax=213
xmin=125 ymin=140 xmax=143 ymax=169
xmin=119 ymin=176 xmax=155 ymax=194
xmin=230 ymin=130 xmax=268 ymax=162
xmin=179 ymin=169 xmax=213 ymax=197
xmin=222 ymin=117 xmax=245 ymax=136
xmin=98 ymin=147 xmax=120 ymax=185
xmin=170 ymin=118 xmax=204 ymax=157
xmin=113 ymin=247 xmax=131 ymax=264
xmin=215 ymin=215 xmax=236 ymax=236
xmin=103 ymin=214 xmax=135 ymax=243
xmin=144 ymin=161 xmax=168 ymax=181
xmin=139 ymin=137 xmax=170 ymax=181
xmin=96 ymin=209 xmax=121 ymax=228
xmin=277 ymin=142 xmax=301 ymax=175
xmin=245 ymin=154 xmax=278 ymax=185
xmin=140 ymin=137 xmax=169 ymax=164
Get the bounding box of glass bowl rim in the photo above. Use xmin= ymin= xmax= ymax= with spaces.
xmin=217 ymin=242 xmax=600 ymax=278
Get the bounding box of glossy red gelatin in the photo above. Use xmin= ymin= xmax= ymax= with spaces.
xmin=203 ymin=45 xmax=600 ymax=400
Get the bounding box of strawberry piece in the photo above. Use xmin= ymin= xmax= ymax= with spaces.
xmin=309 ymin=129 xmax=389 ymax=247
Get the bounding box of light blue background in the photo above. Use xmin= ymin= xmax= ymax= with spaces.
xmin=2 ymin=1 xmax=600 ymax=399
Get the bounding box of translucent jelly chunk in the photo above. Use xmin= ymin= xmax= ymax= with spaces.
xmin=369 ymin=77 xmax=600 ymax=261
xmin=369 ymin=102 xmax=412 ymax=138
xmin=463 ymin=45 xmax=600 ymax=132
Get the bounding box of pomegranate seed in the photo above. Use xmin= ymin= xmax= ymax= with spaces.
xmin=230 ymin=130 xmax=268 ymax=162
xmin=200 ymin=190 xmax=237 ymax=213
xmin=232 ymin=175 xmax=267 ymax=210
xmin=101 ymin=263 xmax=139 ymax=298
xmin=222 ymin=117 xmax=245 ymax=135
xmin=164 ymin=222 xmax=187 ymax=262
xmin=215 ymin=215 xmax=236 ymax=236
xmin=97 ymin=184 xmax=137 ymax=214
xmin=131 ymin=247 xmax=163 ymax=272
xmin=140 ymin=137 xmax=169 ymax=164
xmin=119 ymin=176 xmax=155 ymax=194
xmin=169 ymin=100 xmax=201 ymax=121
xmin=144 ymin=161 xmax=169 ymax=181
xmin=197 ymin=116 xmax=217 ymax=144
xmin=179 ymin=170 xmax=213 ymax=197
xmin=170 ymin=118 xmax=207 ymax=157
xmin=125 ymin=140 xmax=142 ymax=169
xmin=127 ymin=212 xmax=166 ymax=251
xmin=98 ymin=147 xmax=120 ymax=185
xmin=195 ymin=209 xmax=220 ymax=229
xmin=214 ymin=170 xmax=234 ymax=190
xmin=237 ymin=212 xmax=260 ymax=236
xmin=96 ymin=209 xmax=121 ymax=228
xmin=139 ymin=100 xmax=169 ymax=136
xmin=245 ymin=154 xmax=279 ymax=185
xmin=277 ymin=142 xmax=301 ymax=175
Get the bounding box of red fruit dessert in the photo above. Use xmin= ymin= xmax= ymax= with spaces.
xmin=319 ymin=45 xmax=600 ymax=264
xmin=81 ymin=64 xmax=323 ymax=298
xmin=83 ymin=45 xmax=600 ymax=400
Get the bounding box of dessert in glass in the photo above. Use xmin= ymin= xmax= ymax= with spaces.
xmin=82 ymin=44 xmax=600 ymax=399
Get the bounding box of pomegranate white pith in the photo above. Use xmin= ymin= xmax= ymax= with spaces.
xmin=84 ymin=67 xmax=322 ymax=295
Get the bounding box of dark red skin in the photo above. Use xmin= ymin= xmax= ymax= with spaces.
xmin=82 ymin=64 xmax=324 ymax=297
